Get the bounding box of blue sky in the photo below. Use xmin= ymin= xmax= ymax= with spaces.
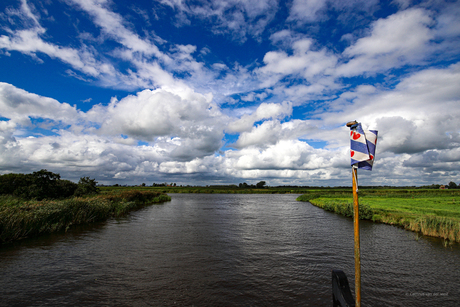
xmin=1 ymin=0 xmax=459 ymax=186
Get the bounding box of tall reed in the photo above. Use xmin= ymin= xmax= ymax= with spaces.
xmin=0 ymin=190 xmax=171 ymax=244
xmin=305 ymin=198 xmax=374 ymax=220
xmin=298 ymin=195 xmax=460 ymax=242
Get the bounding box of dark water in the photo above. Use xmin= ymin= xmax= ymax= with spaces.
xmin=1 ymin=194 xmax=459 ymax=306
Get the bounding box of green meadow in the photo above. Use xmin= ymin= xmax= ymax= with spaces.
xmin=297 ymin=189 xmax=460 ymax=242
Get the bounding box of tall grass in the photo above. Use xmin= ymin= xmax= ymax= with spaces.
xmin=368 ymin=212 xmax=460 ymax=242
xmin=297 ymin=191 xmax=460 ymax=243
xmin=0 ymin=190 xmax=171 ymax=244
xmin=304 ymin=198 xmax=374 ymax=220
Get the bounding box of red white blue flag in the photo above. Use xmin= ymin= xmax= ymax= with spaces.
xmin=350 ymin=123 xmax=378 ymax=170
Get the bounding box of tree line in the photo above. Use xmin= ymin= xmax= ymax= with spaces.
xmin=0 ymin=170 xmax=99 ymax=200
xmin=419 ymin=182 xmax=460 ymax=189
xmin=239 ymin=181 xmax=266 ymax=188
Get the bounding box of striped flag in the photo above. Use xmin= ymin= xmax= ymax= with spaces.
xmin=350 ymin=123 xmax=378 ymax=170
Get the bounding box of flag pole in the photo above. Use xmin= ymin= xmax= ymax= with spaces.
xmin=347 ymin=120 xmax=361 ymax=307
xmin=352 ymin=165 xmax=361 ymax=307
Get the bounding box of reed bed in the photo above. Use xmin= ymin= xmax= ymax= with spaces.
xmin=304 ymin=198 xmax=375 ymax=220
xmin=0 ymin=190 xmax=171 ymax=244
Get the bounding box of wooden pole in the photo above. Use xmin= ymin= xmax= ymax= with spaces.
xmin=352 ymin=165 xmax=361 ymax=307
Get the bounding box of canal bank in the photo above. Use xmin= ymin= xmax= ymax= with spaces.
xmin=297 ymin=190 xmax=460 ymax=243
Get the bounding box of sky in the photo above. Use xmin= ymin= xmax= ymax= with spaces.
xmin=0 ymin=0 xmax=459 ymax=186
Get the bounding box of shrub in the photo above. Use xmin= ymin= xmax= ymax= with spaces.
xmin=0 ymin=171 xmax=98 ymax=200
xmin=0 ymin=173 xmax=31 ymax=195
xmin=57 ymin=180 xmax=78 ymax=198
xmin=74 ymin=177 xmax=99 ymax=197
xmin=12 ymin=170 xmax=61 ymax=200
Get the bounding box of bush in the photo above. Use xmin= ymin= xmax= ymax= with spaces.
xmin=0 ymin=170 xmax=98 ymax=200
xmin=11 ymin=170 xmax=61 ymax=200
xmin=0 ymin=173 xmax=31 ymax=195
xmin=74 ymin=177 xmax=99 ymax=197
xmin=57 ymin=180 xmax=79 ymax=198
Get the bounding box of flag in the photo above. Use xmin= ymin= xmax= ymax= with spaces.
xmin=350 ymin=123 xmax=378 ymax=170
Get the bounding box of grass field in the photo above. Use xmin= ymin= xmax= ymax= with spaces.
xmin=297 ymin=189 xmax=460 ymax=242
xmin=0 ymin=190 xmax=171 ymax=244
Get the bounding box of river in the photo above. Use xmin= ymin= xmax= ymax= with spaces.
xmin=1 ymin=194 xmax=459 ymax=306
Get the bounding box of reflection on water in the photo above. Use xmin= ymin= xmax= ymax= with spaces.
xmin=1 ymin=194 xmax=459 ymax=306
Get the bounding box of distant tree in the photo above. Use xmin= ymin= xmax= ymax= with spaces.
xmin=256 ymin=181 xmax=266 ymax=188
xmin=142 ymin=183 xmax=146 ymax=187
xmin=33 ymin=169 xmax=60 ymax=182
xmin=56 ymin=179 xmax=78 ymax=198
xmin=74 ymin=177 xmax=99 ymax=196
xmin=0 ymin=173 xmax=31 ymax=195
xmin=15 ymin=169 xmax=62 ymax=200
xmin=1 ymin=169 xmax=81 ymax=200
xmin=448 ymin=181 xmax=458 ymax=189
xmin=29 ymin=169 xmax=61 ymax=199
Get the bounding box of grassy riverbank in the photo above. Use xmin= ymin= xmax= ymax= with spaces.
xmin=297 ymin=189 xmax=460 ymax=242
xmin=0 ymin=190 xmax=171 ymax=244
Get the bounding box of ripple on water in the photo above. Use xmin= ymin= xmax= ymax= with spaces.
xmin=0 ymin=194 xmax=459 ymax=306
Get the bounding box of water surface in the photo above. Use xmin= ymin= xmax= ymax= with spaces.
xmin=1 ymin=194 xmax=459 ymax=306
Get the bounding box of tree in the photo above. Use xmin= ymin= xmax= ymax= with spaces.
xmin=74 ymin=177 xmax=99 ymax=196
xmin=0 ymin=170 xmax=102 ymax=199
xmin=0 ymin=173 xmax=31 ymax=195
xmin=29 ymin=169 xmax=62 ymax=199
xmin=56 ymin=179 xmax=78 ymax=198
xmin=448 ymin=181 xmax=458 ymax=189
xmin=256 ymin=181 xmax=266 ymax=188
xmin=12 ymin=170 xmax=62 ymax=200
